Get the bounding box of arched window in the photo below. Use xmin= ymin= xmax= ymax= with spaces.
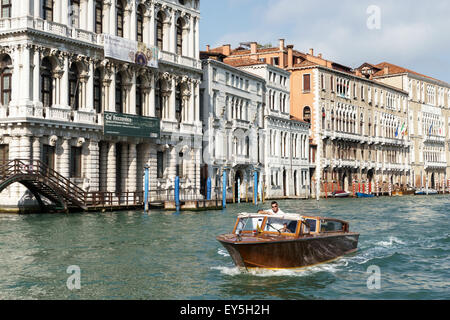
xmin=68 ymin=63 xmax=80 ymax=110
xmin=176 ymin=18 xmax=183 ymax=56
xmin=155 ymin=79 xmax=162 ymax=119
xmin=303 ymin=106 xmax=311 ymax=123
xmin=136 ymin=75 xmax=143 ymax=116
xmin=95 ymin=0 xmax=103 ymax=34
xmin=116 ymin=1 xmax=124 ymax=37
xmin=41 ymin=57 xmax=53 ymax=108
xmin=43 ymin=0 xmax=53 ymax=21
xmin=175 ymin=83 xmax=182 ymax=123
xmin=93 ymin=69 xmax=102 ymax=113
xmin=137 ymin=5 xmax=144 ymax=43
xmin=0 ymin=55 xmax=12 ymax=106
xmin=1 ymin=0 xmax=12 ymax=18
xmin=70 ymin=0 xmax=80 ymax=28
xmin=115 ymin=73 xmax=123 ymax=113
xmin=156 ymin=12 xmax=164 ymax=50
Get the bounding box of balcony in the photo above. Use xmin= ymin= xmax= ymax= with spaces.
xmin=424 ymin=135 xmax=446 ymax=144
xmin=0 ymin=16 xmax=202 ymax=70
xmin=159 ymin=51 xmax=202 ymax=70
xmin=0 ymin=104 xmax=101 ymax=127
xmin=232 ymin=119 xmax=250 ymax=131
xmin=424 ymin=161 xmax=447 ymax=170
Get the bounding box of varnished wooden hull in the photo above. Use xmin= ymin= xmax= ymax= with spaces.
xmin=217 ymin=233 xmax=359 ymax=269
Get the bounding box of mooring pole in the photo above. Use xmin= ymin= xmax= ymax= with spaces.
xmin=254 ymin=171 xmax=258 ymax=205
xmin=175 ymin=176 xmax=180 ymax=212
xmin=144 ymin=165 xmax=149 ymax=212
xmin=206 ymin=177 xmax=211 ymax=200
xmin=222 ymin=171 xmax=227 ymax=209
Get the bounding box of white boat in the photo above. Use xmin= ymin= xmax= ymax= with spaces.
xmin=415 ymin=188 xmax=438 ymax=195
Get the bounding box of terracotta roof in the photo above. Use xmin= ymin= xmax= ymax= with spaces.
xmin=373 ymin=62 xmax=441 ymax=82
xmin=224 ymin=58 xmax=265 ymax=67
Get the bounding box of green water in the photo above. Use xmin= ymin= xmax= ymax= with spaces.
xmin=0 ymin=196 xmax=448 ymax=300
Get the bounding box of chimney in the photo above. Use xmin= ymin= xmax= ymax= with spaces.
xmin=287 ymin=45 xmax=294 ymax=68
xmin=250 ymin=42 xmax=258 ymax=54
xmin=279 ymin=39 xmax=285 ymax=51
xmin=309 ymin=48 xmax=314 ymax=56
xmin=223 ymin=44 xmax=231 ymax=56
xmin=384 ymin=66 xmax=390 ymax=75
xmin=318 ymin=53 xmax=322 ymax=59
xmin=355 ymin=69 xmax=362 ymax=77
xmin=206 ymin=45 xmax=210 ymax=52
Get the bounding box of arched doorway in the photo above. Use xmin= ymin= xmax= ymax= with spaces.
xmin=234 ymin=170 xmax=243 ymax=202
xmin=341 ymin=171 xmax=348 ymax=192
xmin=293 ymin=171 xmax=298 ymax=196
xmin=431 ymin=173 xmax=435 ymax=189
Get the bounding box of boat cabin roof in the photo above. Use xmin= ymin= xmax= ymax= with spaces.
xmin=237 ymin=213 xmax=348 ymax=224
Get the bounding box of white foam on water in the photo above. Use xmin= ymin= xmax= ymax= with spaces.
xmin=217 ymin=248 xmax=230 ymax=257
xmin=211 ymin=266 xmax=242 ymax=276
xmin=376 ymin=236 xmax=406 ymax=247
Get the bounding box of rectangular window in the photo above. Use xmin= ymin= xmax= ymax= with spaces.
xmin=1 ymin=73 xmax=11 ymax=105
xmin=1 ymin=0 xmax=11 ymax=18
xmin=70 ymin=147 xmax=82 ymax=178
xmin=303 ymin=74 xmax=311 ymax=92
xmin=70 ymin=0 xmax=80 ymax=28
xmin=43 ymin=0 xmax=53 ymax=21
xmin=272 ymin=57 xmax=279 ymax=66
xmin=157 ymin=151 xmax=164 ymax=179
xmin=95 ymin=0 xmax=103 ymax=34
xmin=0 ymin=144 xmax=8 ymax=164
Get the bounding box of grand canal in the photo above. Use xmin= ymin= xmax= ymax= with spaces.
xmin=0 ymin=195 xmax=448 ymax=300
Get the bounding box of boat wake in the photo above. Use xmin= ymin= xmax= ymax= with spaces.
xmin=217 ymin=248 xmax=230 ymax=257
xmin=212 ymin=259 xmax=348 ymax=278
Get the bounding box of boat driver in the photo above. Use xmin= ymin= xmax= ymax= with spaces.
xmin=258 ymin=201 xmax=285 ymax=215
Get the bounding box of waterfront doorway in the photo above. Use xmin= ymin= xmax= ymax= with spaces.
xmin=234 ymin=170 xmax=243 ymax=202
xmin=42 ymin=145 xmax=55 ymax=170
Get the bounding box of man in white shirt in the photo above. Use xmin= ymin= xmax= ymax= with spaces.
xmin=261 ymin=201 xmax=284 ymax=215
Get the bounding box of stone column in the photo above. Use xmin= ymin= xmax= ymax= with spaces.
xmin=59 ymin=138 xmax=70 ymax=179
xmin=189 ymin=17 xmax=195 ymax=58
xmin=108 ymin=67 xmax=116 ymax=112
xmin=60 ymin=0 xmax=69 ymax=25
xmin=88 ymin=139 xmax=100 ymax=192
xmin=106 ymin=142 xmax=116 ymax=193
xmin=168 ymin=147 xmax=177 ymax=180
xmin=129 ymin=72 xmax=136 ymax=115
xmin=109 ymin=0 xmax=116 ymax=36
xmin=33 ymin=47 xmax=41 ymax=105
xmin=129 ymin=4 xmax=136 ymax=41
xmin=20 ymin=136 xmax=32 ymax=161
xmin=10 ymin=48 xmax=20 ymax=106
xmin=60 ymin=55 xmax=69 ymax=107
xmin=87 ymin=60 xmax=94 ymax=112
xmin=87 ymin=0 xmax=94 ymax=32
xmin=32 ymin=137 xmax=41 ymax=162
xmin=20 ymin=46 xmax=32 ymax=105
xmin=128 ymin=143 xmax=137 ymax=192
xmin=169 ymin=11 xmax=176 ymax=53
xmin=149 ymin=5 xmax=155 ymax=47
xmin=34 ymin=0 xmax=41 ymax=18
xmin=103 ymin=1 xmax=111 ymax=34
xmin=169 ymin=77 xmax=176 ymax=121
xmin=194 ymin=18 xmax=200 ymax=59
xmin=121 ymin=143 xmax=128 ymax=191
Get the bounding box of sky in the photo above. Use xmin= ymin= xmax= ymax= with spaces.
xmin=200 ymin=0 xmax=450 ymax=83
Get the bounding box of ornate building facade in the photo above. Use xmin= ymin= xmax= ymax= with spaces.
xmin=368 ymin=62 xmax=450 ymax=191
xmin=207 ymin=40 xmax=412 ymax=198
xmin=0 ymin=0 xmax=202 ymax=212
xmin=235 ymin=60 xmax=311 ymax=199
xmin=199 ymin=52 xmax=265 ymax=201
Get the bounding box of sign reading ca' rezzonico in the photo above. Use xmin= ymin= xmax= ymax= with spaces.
xmin=104 ymin=112 xmax=160 ymax=139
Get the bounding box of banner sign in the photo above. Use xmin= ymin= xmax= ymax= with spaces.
xmin=104 ymin=34 xmax=159 ymax=68
xmin=104 ymin=112 xmax=160 ymax=139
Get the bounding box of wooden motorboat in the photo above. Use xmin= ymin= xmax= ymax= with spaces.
xmin=217 ymin=213 xmax=359 ymax=270
xmin=415 ymin=188 xmax=438 ymax=195
xmin=356 ymin=192 xmax=375 ymax=198
xmin=332 ymin=191 xmax=351 ymax=198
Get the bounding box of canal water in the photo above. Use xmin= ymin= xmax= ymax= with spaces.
xmin=0 ymin=196 xmax=448 ymax=300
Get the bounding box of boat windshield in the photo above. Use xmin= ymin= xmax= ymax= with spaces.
xmin=235 ymin=217 xmax=264 ymax=234
xmin=320 ymin=220 xmax=344 ymax=232
xmin=265 ymin=217 xmax=298 ymax=234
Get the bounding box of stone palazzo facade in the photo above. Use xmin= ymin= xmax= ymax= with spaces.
xmin=0 ymin=0 xmax=202 ymax=211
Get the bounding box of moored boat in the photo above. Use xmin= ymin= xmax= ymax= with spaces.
xmin=356 ymin=192 xmax=375 ymax=198
xmin=217 ymin=213 xmax=359 ymax=270
xmin=415 ymin=188 xmax=438 ymax=195
xmin=332 ymin=190 xmax=351 ymax=198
